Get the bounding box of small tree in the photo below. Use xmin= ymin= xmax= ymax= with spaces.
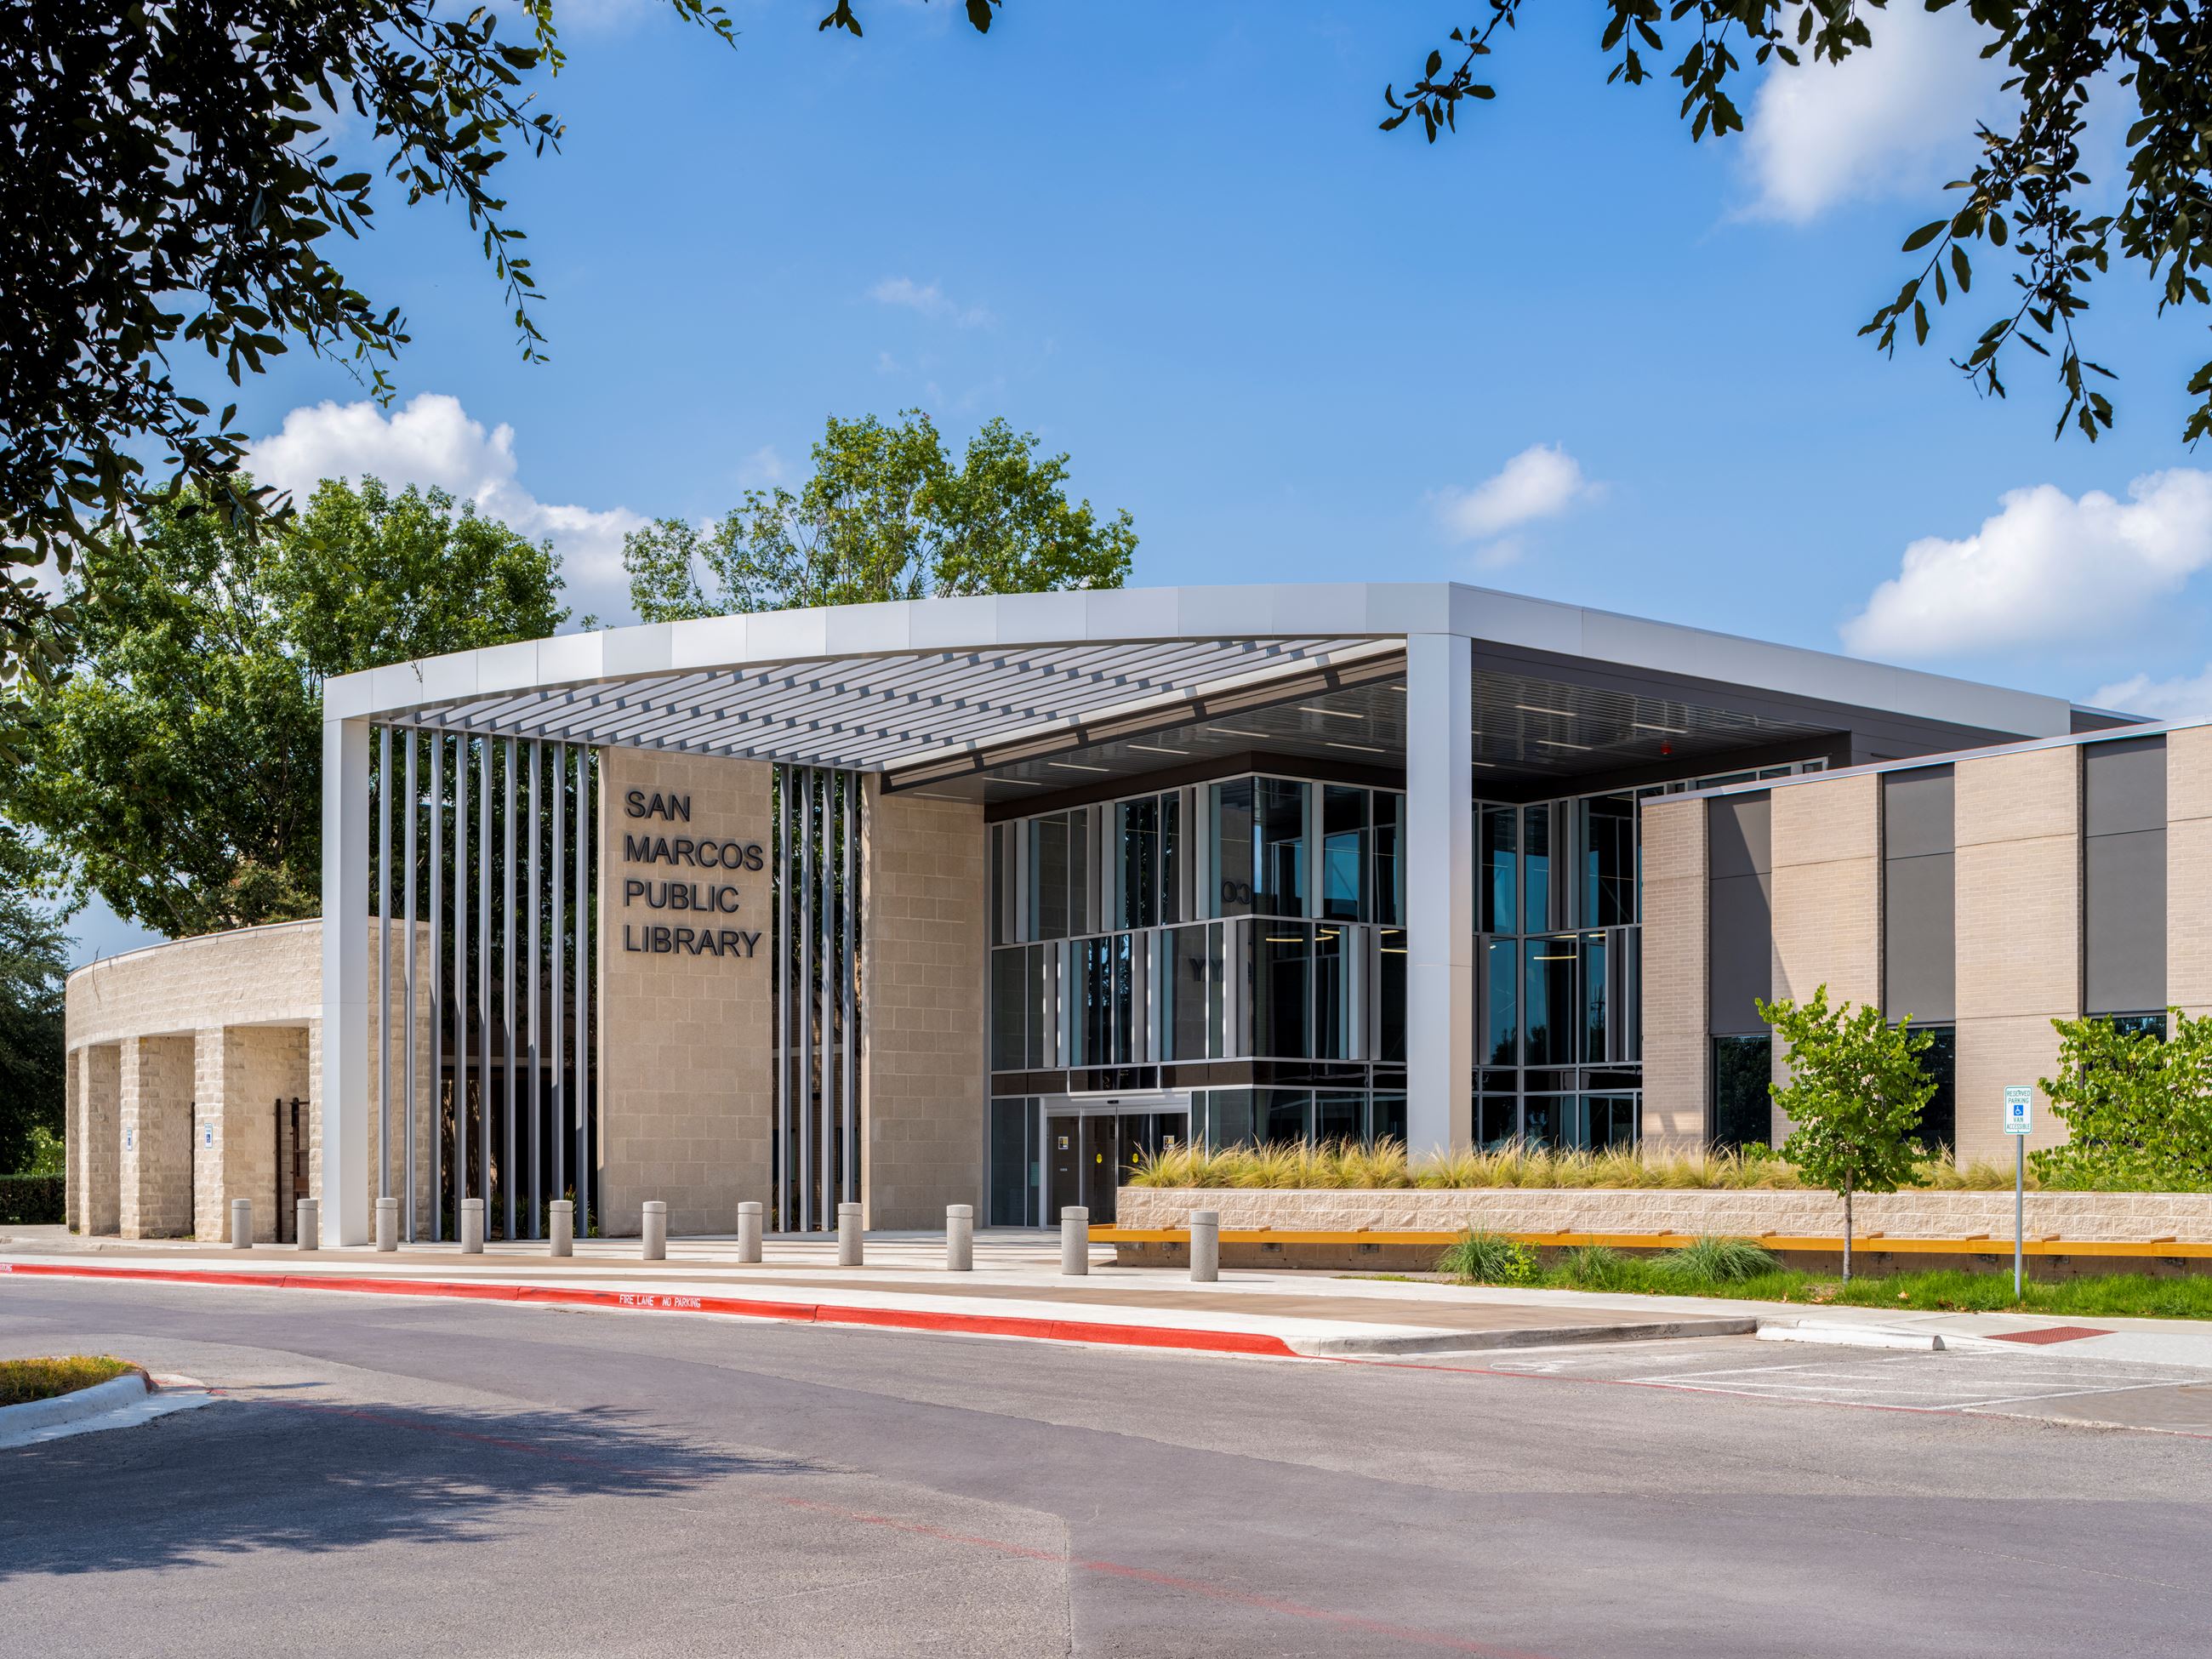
xmin=2035 ymin=1010 xmax=2212 ymax=1191
xmin=1759 ymin=987 xmax=1933 ymax=1283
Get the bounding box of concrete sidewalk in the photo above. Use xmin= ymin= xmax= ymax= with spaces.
xmin=9 ymin=1225 xmax=2212 ymax=1366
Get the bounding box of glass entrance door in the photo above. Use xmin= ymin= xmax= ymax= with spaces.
xmin=1041 ymin=1095 xmax=1190 ymax=1225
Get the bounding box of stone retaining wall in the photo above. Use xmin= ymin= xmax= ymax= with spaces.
xmin=1116 ymin=1184 xmax=2212 ymax=1242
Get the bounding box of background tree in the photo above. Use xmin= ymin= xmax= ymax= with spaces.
xmin=0 ymin=826 xmax=67 ymax=1175
xmin=2034 ymin=1010 xmax=2212 ymax=1191
xmin=2 ymin=478 xmax=571 ymax=938
xmin=1382 ymin=2 xmax=2212 ymax=445
xmin=1759 ymin=986 xmax=1934 ymax=1281
xmin=0 ymin=0 xmax=732 ymax=686
xmin=624 ymin=410 xmax=1135 ymax=620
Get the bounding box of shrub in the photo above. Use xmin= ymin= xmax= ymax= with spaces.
xmin=0 ymin=1173 xmax=64 ymax=1225
xmin=1654 ymin=1234 xmax=1782 ymax=1286
xmin=1438 ymin=1228 xmax=1536 ymax=1285
xmin=2033 ymin=1009 xmax=2212 ymax=1192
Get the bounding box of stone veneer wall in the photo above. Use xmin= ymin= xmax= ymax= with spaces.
xmin=1954 ymin=744 xmax=2080 ymax=1166
xmin=1117 ymin=1184 xmax=2212 ymax=1243
xmin=1768 ymin=772 xmax=1882 ymax=1142
xmin=2169 ymin=726 xmax=2212 ymax=1024
xmin=595 ymin=747 xmax=775 ymax=1237
xmin=66 ymin=918 xmax=425 ymax=1239
xmin=859 ymin=780 xmax=987 ymax=1230
xmin=1638 ymin=796 xmax=1707 ymax=1150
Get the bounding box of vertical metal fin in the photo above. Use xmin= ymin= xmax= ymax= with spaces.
xmin=527 ymin=738 xmax=542 ymax=1240
xmin=429 ymin=732 xmax=444 ymax=1242
xmin=376 ymin=723 xmax=391 ymax=1202
xmin=504 ymin=736 xmax=517 ymax=1243
xmin=573 ymin=743 xmax=591 ymax=1239
xmin=551 ymin=741 xmax=565 ymax=1217
xmin=403 ymin=729 xmax=419 ymax=1241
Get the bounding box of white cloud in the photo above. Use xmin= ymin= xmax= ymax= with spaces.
xmin=1433 ymin=444 xmax=1596 ymax=550
xmin=735 ymin=444 xmax=791 ymax=489
xmin=869 ymin=276 xmax=991 ymax=328
xmin=2090 ymin=665 xmax=2212 ymax=721
xmin=1739 ymin=4 xmax=2005 ymax=223
xmin=1841 ymin=470 xmax=2212 ymax=658
xmin=246 ymin=393 xmax=644 ymax=615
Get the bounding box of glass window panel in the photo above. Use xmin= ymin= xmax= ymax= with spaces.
xmin=1111 ymin=932 xmax=1136 ymax=1064
xmin=1371 ymin=1091 xmax=1408 ymax=1147
xmin=1483 ymin=939 xmax=1519 ymax=1067
xmin=1315 ymin=1092 xmax=1364 ymax=1143
xmin=1712 ymin=1035 xmax=1773 ymax=1149
xmin=1522 ymin=1095 xmax=1560 ymax=1149
xmin=1069 ymin=807 xmax=1094 ymax=938
xmin=1078 ymin=937 xmax=1114 ymax=1068
xmin=1209 ymin=1087 xmax=1258 ymax=1150
xmin=1477 ymin=1096 xmax=1518 ymax=1148
xmin=1582 ymin=932 xmax=1607 ymax=1066
xmin=1169 ymin=924 xmax=1211 ymax=1061
xmin=1521 ymin=805 xmax=1553 ymax=933
xmin=990 ymin=949 xmax=1026 ymax=1072
xmin=1261 ymin=1089 xmax=1313 ymax=1145
xmin=989 ymin=1097 xmax=1034 ymax=1226
xmin=1161 ymin=791 xmax=1184 ymax=926
xmin=1524 ymin=937 xmax=1577 ymax=1068
xmin=1211 ymin=779 xmax=1254 ymax=917
xmin=1118 ymin=796 xmax=1159 ymax=932
xmin=1322 ymin=786 xmax=1366 ymax=921
xmin=1371 ymin=792 xmax=1404 ymax=926
xmin=1314 ymin=925 xmax=1349 ymax=1059
xmin=1479 ymin=804 xmax=1518 ymax=935
xmin=990 ymin=824 xmax=1007 ymax=944
xmin=1378 ymin=926 xmax=1406 ymax=1063
xmin=1031 ymin=813 xmax=1069 ymax=941
xmin=1578 ymin=795 xmax=1638 ymax=928
xmin=1255 ymin=778 xmax=1309 ymax=916
xmin=1253 ymin=921 xmax=1313 ymax=1058
xmin=1913 ymin=1025 xmax=1956 ymax=1153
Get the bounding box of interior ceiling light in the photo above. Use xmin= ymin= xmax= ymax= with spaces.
xmin=1297 ymin=704 xmax=1363 ymax=719
xmin=1534 ymin=738 xmax=1593 ymax=751
xmin=1513 ymin=702 xmax=1577 ymax=719
xmin=1206 ymin=727 xmax=1274 ymax=740
xmin=1124 ymin=743 xmax=1189 ymax=755
xmin=1633 ymin=720 xmax=1688 ymax=735
xmin=1047 ymin=761 xmax=1109 ymax=772
xmin=1325 ymin=740 xmax=1388 ymax=754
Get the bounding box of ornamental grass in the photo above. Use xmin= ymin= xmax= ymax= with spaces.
xmin=1127 ymin=1137 xmax=2020 ymax=1192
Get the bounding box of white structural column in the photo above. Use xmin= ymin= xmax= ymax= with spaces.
xmin=320 ymin=716 xmax=373 ymax=1246
xmin=1403 ymin=630 xmax=1474 ymax=1155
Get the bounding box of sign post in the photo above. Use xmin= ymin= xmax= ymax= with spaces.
xmin=2003 ymin=1085 xmax=2033 ymax=1298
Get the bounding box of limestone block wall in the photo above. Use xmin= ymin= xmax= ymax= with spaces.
xmin=1117 ymin=1183 xmax=2212 ymax=1244
xmin=860 ymin=781 xmax=987 ymax=1230
xmin=64 ymin=1052 xmax=81 ymax=1232
xmin=596 ymin=747 xmax=774 ymax=1237
xmin=68 ymin=921 xmax=323 ymax=1048
xmin=119 ymin=1034 xmax=196 ymax=1238
xmin=1768 ymin=771 xmax=1882 ymax=1140
xmin=1639 ymin=796 xmax=1707 ymax=1150
xmin=75 ymin=1044 xmax=120 ymax=1234
xmin=1954 ymin=744 xmax=2080 ymax=1166
xmin=2169 ymin=726 xmax=2212 ymax=1020
xmin=196 ymin=1025 xmax=311 ymax=1243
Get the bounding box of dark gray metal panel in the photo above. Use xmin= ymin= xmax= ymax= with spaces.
xmin=1884 ymin=851 xmax=1956 ymax=1023
xmin=1882 ymin=766 xmax=1954 ymax=860
xmin=2084 ymin=827 xmax=2167 ymax=1013
xmin=2084 ymin=736 xmax=2167 ymax=837
xmin=1708 ymin=871 xmax=1773 ymax=1035
xmin=1707 ymin=793 xmax=1772 ymax=880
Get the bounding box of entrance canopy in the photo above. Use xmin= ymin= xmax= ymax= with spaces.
xmin=326 ymin=582 xmax=2078 ymax=801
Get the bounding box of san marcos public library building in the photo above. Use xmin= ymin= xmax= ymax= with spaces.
xmin=60 ymin=582 xmax=2212 ymax=1246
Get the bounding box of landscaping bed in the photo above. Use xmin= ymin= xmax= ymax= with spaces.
xmin=0 ymin=1355 xmax=138 ymax=1408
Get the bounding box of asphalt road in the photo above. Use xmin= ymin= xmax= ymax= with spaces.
xmin=4 ymin=1278 xmax=2210 ymax=1658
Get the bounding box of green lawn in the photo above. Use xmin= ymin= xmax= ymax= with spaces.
xmin=1434 ymin=1234 xmax=2212 ymax=1320
xmin=0 ymin=1355 xmax=138 ymax=1407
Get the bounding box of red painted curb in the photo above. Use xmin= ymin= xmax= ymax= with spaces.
xmin=0 ymin=1260 xmax=1301 ymax=1359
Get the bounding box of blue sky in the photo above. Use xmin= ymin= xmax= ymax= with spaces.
xmin=81 ymin=1 xmax=2212 ymax=961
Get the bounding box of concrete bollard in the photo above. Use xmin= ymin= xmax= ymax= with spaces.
xmin=231 ymin=1198 xmax=252 ymax=1249
xmin=641 ymin=1200 xmax=667 ymax=1261
xmin=1061 ymin=1206 xmax=1090 ymax=1276
xmin=737 ymin=1200 xmax=763 ymax=1263
xmin=375 ymin=1195 xmax=397 ymax=1251
xmin=295 ymin=1198 xmax=319 ymax=1252
xmin=549 ymin=1199 xmax=573 ymax=1257
xmin=837 ymin=1201 xmax=863 ymax=1267
xmin=945 ymin=1203 xmax=973 ymax=1272
xmin=1189 ymin=1209 xmax=1220 ymax=1284
xmin=460 ymin=1196 xmax=484 ymax=1254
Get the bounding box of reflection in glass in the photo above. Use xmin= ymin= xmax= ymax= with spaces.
xmin=1525 ymin=937 xmax=1577 ymax=1067
xmin=1316 ymin=1092 xmax=1364 ymax=1143
xmin=1032 ymin=813 xmax=1069 ymax=940
xmin=1254 ymin=922 xmax=1312 ymax=1058
xmin=990 ymin=949 xmax=1025 ymax=1071
xmin=1371 ymin=1092 xmax=1408 ymax=1146
xmin=1484 ymin=939 xmax=1519 ymax=1067
xmin=1262 ymin=1089 xmax=1312 ymax=1144
xmin=1479 ymin=803 xmax=1518 ymax=934
xmin=1379 ymin=927 xmax=1406 ymax=1063
xmin=1578 ymin=795 xmax=1638 ymax=927
xmin=1161 ymin=791 xmax=1183 ymax=926
xmin=1322 ymin=786 xmax=1366 ymax=921
xmin=1371 ymin=792 xmax=1404 ymax=926
xmin=1211 ymin=779 xmax=1253 ymax=916
xmin=1119 ymin=795 xmax=1159 ymax=931
xmin=1521 ymin=804 xmax=1553 ymax=933
xmin=1314 ymin=926 xmax=1348 ymax=1058
xmin=1583 ymin=932 xmax=1608 ymax=1064
xmin=1255 ymin=778 xmax=1308 ymax=916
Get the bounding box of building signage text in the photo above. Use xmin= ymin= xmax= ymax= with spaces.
xmin=618 ymin=790 xmax=764 ymax=961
